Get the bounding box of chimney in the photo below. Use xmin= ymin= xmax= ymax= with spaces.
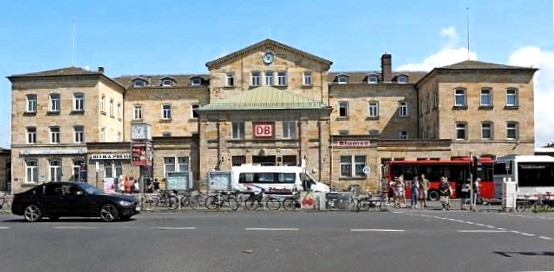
xmin=381 ymin=53 xmax=392 ymax=82
xmin=98 ymin=66 xmax=105 ymax=73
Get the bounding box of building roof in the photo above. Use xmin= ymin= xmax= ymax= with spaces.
xmin=440 ymin=60 xmax=537 ymax=71
xmin=328 ymin=71 xmax=427 ymax=84
xmin=205 ymin=39 xmax=333 ymax=70
xmin=197 ymin=86 xmax=329 ymax=111
xmin=114 ymin=74 xmax=210 ymax=88
xmin=8 ymin=66 xmax=100 ymax=78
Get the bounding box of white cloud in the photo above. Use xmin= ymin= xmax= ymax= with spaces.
xmin=508 ymin=46 xmax=554 ymax=147
xmin=441 ymin=26 xmax=459 ymax=49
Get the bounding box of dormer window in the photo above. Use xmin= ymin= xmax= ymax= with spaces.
xmin=160 ymin=77 xmax=176 ymax=87
xmin=397 ymin=74 xmax=408 ymax=84
xmin=368 ymin=74 xmax=379 ymax=84
xmin=133 ymin=78 xmax=147 ymax=88
xmin=337 ymin=74 xmax=349 ymax=84
xmin=191 ymin=77 xmax=202 ymax=86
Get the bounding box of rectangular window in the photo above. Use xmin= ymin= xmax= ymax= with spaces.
xmin=226 ymin=73 xmax=234 ymax=87
xmin=134 ymin=105 xmax=143 ymax=120
xmin=25 ymin=160 xmax=38 ymax=183
xmin=100 ymin=127 xmax=106 ymax=142
xmin=191 ymin=78 xmax=202 ymax=86
xmin=164 ymin=157 xmax=176 ymax=176
xmin=282 ymin=121 xmax=296 ymax=139
xmin=72 ymin=160 xmax=85 ymax=182
xmin=354 ymin=156 xmax=366 ymax=177
xmin=506 ymin=89 xmax=518 ymax=106
xmin=49 ymin=160 xmax=62 ymax=182
xmin=399 ymin=102 xmax=408 ymax=117
xmin=455 ymin=89 xmax=466 ymax=106
xmin=338 ymin=101 xmax=348 ymax=118
xmin=178 ymin=157 xmax=189 ymax=172
xmin=104 ymin=160 xmax=113 ymax=178
xmin=115 ymin=161 xmax=123 ymax=178
xmin=26 ymin=94 xmax=37 ymax=113
xmin=50 ymin=127 xmax=60 ymax=144
xmin=232 ymin=122 xmax=245 ymax=139
xmin=50 ymin=93 xmax=60 ymax=112
xmin=117 ymin=103 xmax=121 ymax=119
xmin=303 ymin=71 xmax=312 ymax=86
xmin=368 ymin=101 xmax=379 ymax=117
xmin=191 ymin=104 xmax=199 ymax=118
xmin=232 ymin=156 xmax=246 ymax=166
xmin=162 ymin=104 xmax=172 ymax=119
xmin=27 ymin=127 xmax=36 ymax=144
xmin=251 ymin=72 xmax=261 ymax=86
xmin=456 ymin=123 xmax=467 ymax=140
xmin=109 ymin=99 xmax=114 ymax=117
xmin=264 ymin=71 xmax=273 ymax=86
xmin=507 ymin=122 xmax=518 ymax=140
xmin=277 ymin=71 xmax=287 ymax=86
xmin=100 ymin=95 xmax=106 ymax=112
xmin=340 ymin=156 xmax=352 ymax=177
xmin=73 ymin=93 xmax=84 ymax=111
xmin=74 ymin=126 xmax=84 ymax=143
xmin=480 ymin=89 xmax=492 ymax=106
xmin=482 ymin=122 xmax=492 ymax=140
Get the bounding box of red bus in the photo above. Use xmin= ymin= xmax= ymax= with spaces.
xmin=384 ymin=157 xmax=494 ymax=200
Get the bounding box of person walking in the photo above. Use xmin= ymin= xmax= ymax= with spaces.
xmin=419 ymin=173 xmax=430 ymax=208
xmin=439 ymin=176 xmax=453 ymax=211
xmin=411 ymin=176 xmax=420 ymax=209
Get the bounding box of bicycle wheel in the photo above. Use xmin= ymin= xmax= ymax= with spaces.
xmin=266 ymin=198 xmax=281 ymax=210
xmin=357 ymin=199 xmax=371 ymax=211
xmin=168 ymin=196 xmax=179 ymax=210
xmin=282 ymin=198 xmax=298 ymax=211
xmin=143 ymin=197 xmax=156 ymax=211
xmin=189 ymin=195 xmax=202 ymax=210
xmin=244 ymin=198 xmax=258 ymax=211
xmin=225 ymin=197 xmax=240 ymax=211
xmin=180 ymin=196 xmax=191 ymax=208
xmin=205 ymin=196 xmax=220 ymax=211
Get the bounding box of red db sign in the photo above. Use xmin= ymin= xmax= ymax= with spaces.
xmin=253 ymin=123 xmax=274 ymax=138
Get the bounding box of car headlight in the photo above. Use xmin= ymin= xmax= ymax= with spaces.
xmin=118 ymin=200 xmax=133 ymax=207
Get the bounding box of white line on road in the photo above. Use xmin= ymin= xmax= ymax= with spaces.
xmin=155 ymin=227 xmax=196 ymax=230
xmin=53 ymin=226 xmax=97 ymax=229
xmin=0 ymin=226 xmax=9 ymax=229
xmin=457 ymin=230 xmax=508 ymax=233
xmin=245 ymin=228 xmax=299 ymax=231
xmin=539 ymin=236 xmax=553 ymax=241
xmin=351 ymin=229 xmax=405 ymax=232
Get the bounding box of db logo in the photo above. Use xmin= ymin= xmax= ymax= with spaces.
xmin=253 ymin=123 xmax=274 ymax=138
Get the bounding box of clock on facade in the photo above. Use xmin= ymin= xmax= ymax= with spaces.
xmin=262 ymin=52 xmax=274 ymax=64
xmin=131 ymin=123 xmax=148 ymax=140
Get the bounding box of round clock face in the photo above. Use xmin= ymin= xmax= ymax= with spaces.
xmin=131 ymin=124 xmax=147 ymax=140
xmin=263 ymin=52 xmax=274 ymax=64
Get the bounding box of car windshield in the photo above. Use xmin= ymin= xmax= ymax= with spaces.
xmin=77 ymin=183 xmax=103 ymax=195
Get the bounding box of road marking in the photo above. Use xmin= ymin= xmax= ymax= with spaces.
xmin=539 ymin=236 xmax=553 ymax=241
xmin=0 ymin=226 xmax=9 ymax=229
xmin=457 ymin=230 xmax=508 ymax=233
xmin=53 ymin=226 xmax=96 ymax=229
xmin=245 ymin=228 xmax=299 ymax=231
xmin=351 ymin=229 xmax=405 ymax=232
xmin=155 ymin=227 xmax=196 ymax=230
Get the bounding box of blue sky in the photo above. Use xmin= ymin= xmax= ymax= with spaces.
xmin=1 ymin=0 xmax=552 ymax=148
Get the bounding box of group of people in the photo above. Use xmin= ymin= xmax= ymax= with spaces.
xmin=116 ymin=177 xmax=161 ymax=194
xmin=389 ymin=174 xmax=481 ymax=211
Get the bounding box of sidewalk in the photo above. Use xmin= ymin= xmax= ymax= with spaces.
xmin=390 ymin=199 xmax=503 ymax=212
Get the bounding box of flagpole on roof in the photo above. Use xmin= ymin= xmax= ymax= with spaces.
xmin=71 ymin=19 xmax=76 ymax=67
xmin=466 ymin=7 xmax=470 ymax=60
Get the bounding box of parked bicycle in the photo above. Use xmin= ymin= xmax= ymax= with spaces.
xmin=205 ymin=191 xmax=240 ymax=211
xmin=517 ymin=193 xmax=554 ymax=212
xmin=243 ymin=191 xmax=265 ymax=211
xmin=356 ymin=193 xmax=382 ymax=212
xmin=142 ymin=190 xmax=179 ymax=211
xmin=180 ymin=190 xmax=208 ymax=210
xmin=281 ymin=192 xmax=301 ymax=211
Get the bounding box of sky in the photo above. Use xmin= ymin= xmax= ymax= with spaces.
xmin=0 ymin=0 xmax=553 ymax=149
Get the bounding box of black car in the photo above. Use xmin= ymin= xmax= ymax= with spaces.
xmin=11 ymin=182 xmax=140 ymax=222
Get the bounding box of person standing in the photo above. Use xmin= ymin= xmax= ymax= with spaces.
xmin=439 ymin=176 xmax=453 ymax=211
xmin=474 ymin=178 xmax=482 ymax=205
xmin=411 ymin=176 xmax=420 ymax=209
xmin=395 ymin=175 xmax=406 ymax=208
xmin=460 ymin=181 xmax=471 ymax=210
xmin=419 ymin=173 xmax=430 ymax=208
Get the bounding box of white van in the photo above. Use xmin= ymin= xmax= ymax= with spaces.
xmin=231 ymin=165 xmax=330 ymax=193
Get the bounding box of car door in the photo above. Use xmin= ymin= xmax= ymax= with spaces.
xmin=61 ymin=184 xmax=95 ymax=216
xmin=41 ymin=183 xmax=66 ymax=216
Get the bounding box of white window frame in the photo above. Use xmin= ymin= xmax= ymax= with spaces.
xmin=162 ymin=79 xmax=173 ymax=87
xmin=282 ymin=121 xmax=296 ymax=139
xmin=506 ymin=88 xmax=518 ymax=106
xmin=191 ymin=78 xmax=202 ymax=86
xmin=507 ymin=122 xmax=518 ymax=140
xmin=74 ymin=126 xmax=84 ymax=143
xmin=191 ymin=104 xmax=199 ymax=118
xmin=454 ymin=89 xmax=467 ymax=107
xmin=368 ymin=101 xmax=379 ymax=118
xmin=27 ymin=127 xmax=36 ymax=144
xmin=100 ymin=95 xmax=106 ymax=113
xmin=264 ymin=71 xmax=273 ymax=86
xmin=338 ymin=101 xmax=349 ymax=118
xmin=133 ymin=105 xmax=143 ymax=120
xmin=133 ymin=79 xmax=145 ymax=87
xmin=481 ymin=122 xmax=493 ymax=140
xmin=49 ymin=93 xmax=60 ymax=112
xmin=72 ymin=160 xmax=85 ymax=182
xmin=303 ymin=71 xmax=312 ymax=86
xmin=398 ymin=102 xmax=408 ymax=117
xmin=340 ymin=155 xmax=366 ymax=178
xmin=480 ymin=88 xmax=492 ymax=106
xmin=397 ymin=75 xmax=408 ymax=84
xmin=337 ymin=75 xmax=348 ymax=84
xmin=50 ymin=127 xmax=60 ymax=144
xmin=368 ymin=75 xmax=378 ymax=84
xmin=73 ymin=93 xmax=84 ymax=111
xmin=251 ymin=71 xmax=261 ymax=86
xmin=277 ymin=71 xmax=287 ymax=86
xmin=456 ymin=122 xmax=467 ymax=140
xmin=100 ymin=127 xmax=106 ymax=142
xmin=49 ymin=160 xmax=62 ymax=182
xmin=232 ymin=122 xmax=245 ymax=139
xmin=25 ymin=160 xmax=38 ymax=184
xmin=26 ymin=94 xmax=37 ymax=113
xmin=162 ymin=104 xmax=172 ymax=120
xmin=225 ymin=73 xmax=235 ymax=87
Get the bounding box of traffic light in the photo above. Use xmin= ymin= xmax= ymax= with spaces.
xmin=472 ymin=155 xmax=482 ymax=178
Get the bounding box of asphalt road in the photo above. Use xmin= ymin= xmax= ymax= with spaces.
xmin=1 ymin=209 xmax=553 ymax=272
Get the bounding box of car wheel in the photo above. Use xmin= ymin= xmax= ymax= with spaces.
xmin=100 ymin=204 xmax=119 ymax=222
xmin=24 ymin=204 xmax=42 ymax=222
xmin=428 ymin=190 xmax=440 ymax=201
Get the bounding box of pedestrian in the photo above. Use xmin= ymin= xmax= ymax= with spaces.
xmin=146 ymin=178 xmax=154 ymax=193
xmin=419 ymin=173 xmax=430 ymax=208
xmin=411 ymin=176 xmax=420 ymax=208
xmin=394 ymin=175 xmax=406 ymax=208
xmin=118 ymin=178 xmax=125 ymax=194
xmin=460 ymin=181 xmax=471 ymax=210
xmin=133 ymin=179 xmax=140 ymax=193
xmin=153 ymin=178 xmax=160 ymax=192
xmin=474 ymin=178 xmax=483 ymax=205
xmin=124 ymin=177 xmax=132 ymax=194
xmin=439 ymin=176 xmax=453 ymax=211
